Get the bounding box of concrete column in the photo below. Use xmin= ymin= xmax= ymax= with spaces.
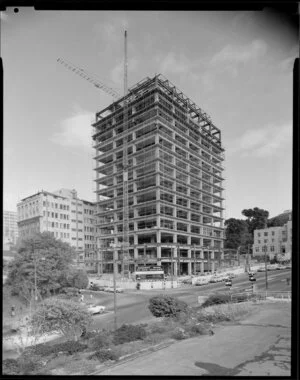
xmin=200 ymin=261 xmax=204 ymax=273
xmin=211 ymin=250 xmax=215 ymax=260
xmin=211 ymin=261 xmax=215 ymax=272
xmin=188 ymin=261 xmax=192 ymax=275
xmin=157 ymin=245 xmax=161 ymax=260
xmin=200 ymin=250 xmax=204 ymax=259
xmin=157 ymin=229 xmax=161 ymax=244
xmin=173 ymin=261 xmax=178 ymax=276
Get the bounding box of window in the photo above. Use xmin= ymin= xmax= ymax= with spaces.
xmin=264 ymin=232 xmax=268 ymax=236
xmin=270 ymin=246 xmax=275 ymax=252
xmin=264 ymin=239 xmax=268 ymax=243
xmin=258 ymin=240 xmax=261 ymax=244
xmin=258 ymin=232 xmax=261 ymax=237
xmin=255 ymin=247 xmax=259 ymax=252
xmin=271 ymin=231 xmax=275 ymax=236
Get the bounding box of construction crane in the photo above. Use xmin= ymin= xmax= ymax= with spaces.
xmin=57 ymin=57 xmax=121 ymax=99
xmin=57 ymin=31 xmax=131 ymax=279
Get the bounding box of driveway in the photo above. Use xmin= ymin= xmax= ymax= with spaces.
xmin=97 ymin=300 xmax=291 ymax=376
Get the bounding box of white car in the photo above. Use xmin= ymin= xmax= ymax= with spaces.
xmin=88 ymin=305 xmax=106 ymax=315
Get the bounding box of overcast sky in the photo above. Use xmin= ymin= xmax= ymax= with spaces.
xmin=2 ymin=8 xmax=297 ymax=219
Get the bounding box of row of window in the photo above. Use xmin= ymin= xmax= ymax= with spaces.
xmin=255 ymin=246 xmax=276 ymax=252
xmin=43 ymin=211 xmax=69 ymax=220
xmin=43 ymin=201 xmax=69 ymax=210
xmin=43 ymin=221 xmax=70 ymax=229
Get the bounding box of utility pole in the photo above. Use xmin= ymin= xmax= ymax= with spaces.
xmin=122 ymin=30 xmax=130 ymax=278
xmin=177 ymin=245 xmax=180 ymax=277
xmin=113 ymin=255 xmax=117 ymax=330
xmin=193 ymin=244 xmax=196 ymax=275
xmin=264 ymin=245 xmax=268 ymax=290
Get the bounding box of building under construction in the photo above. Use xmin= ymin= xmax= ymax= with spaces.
xmin=93 ymin=74 xmax=225 ymax=276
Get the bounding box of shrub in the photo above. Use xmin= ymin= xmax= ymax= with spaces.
xmin=148 ymin=296 xmax=187 ymax=318
xmin=2 ymin=359 xmax=20 ymax=375
xmin=30 ymin=298 xmax=92 ymax=341
xmin=112 ymin=324 xmax=147 ymax=345
xmin=60 ymin=287 xmax=80 ymax=296
xmin=187 ymin=324 xmax=209 ymax=336
xmin=171 ymin=327 xmax=188 ymax=340
xmin=29 ymin=340 xmax=87 ymax=357
xmin=201 ymin=293 xmax=231 ymax=308
xmin=89 ymin=331 xmax=112 ymax=350
xmin=88 ymin=349 xmax=119 ymax=362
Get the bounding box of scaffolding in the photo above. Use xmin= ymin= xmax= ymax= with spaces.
xmin=93 ymin=74 xmax=225 ymax=276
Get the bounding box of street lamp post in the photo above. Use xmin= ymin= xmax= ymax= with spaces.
xmin=264 ymin=245 xmax=268 ymax=290
xmin=113 ymin=257 xmax=117 ymax=331
xmin=193 ymin=245 xmax=196 ymax=275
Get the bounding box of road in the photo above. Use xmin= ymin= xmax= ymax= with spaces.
xmin=90 ymin=269 xmax=291 ymax=331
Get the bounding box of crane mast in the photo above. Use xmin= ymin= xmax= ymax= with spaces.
xmin=57 ymin=32 xmax=131 ymax=278
xmin=122 ymin=30 xmax=130 ymax=277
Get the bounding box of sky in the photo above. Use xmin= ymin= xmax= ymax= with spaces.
xmin=1 ymin=8 xmax=298 ymax=219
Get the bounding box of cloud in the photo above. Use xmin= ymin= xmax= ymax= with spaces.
xmin=200 ymin=39 xmax=267 ymax=90
xmin=211 ymin=39 xmax=267 ymax=65
xmin=51 ymin=108 xmax=94 ymax=151
xmin=110 ymin=56 xmax=139 ymax=87
xmin=226 ymin=123 xmax=292 ymax=158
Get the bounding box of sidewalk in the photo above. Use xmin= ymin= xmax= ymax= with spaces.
xmin=96 ymin=300 xmax=291 ymax=376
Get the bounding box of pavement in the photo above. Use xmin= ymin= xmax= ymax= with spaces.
xmin=96 ymin=300 xmax=291 ymax=376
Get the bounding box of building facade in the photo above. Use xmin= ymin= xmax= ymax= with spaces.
xmin=93 ymin=74 xmax=225 ymax=276
xmin=252 ymin=213 xmax=292 ymax=260
xmin=17 ymin=189 xmax=97 ymax=270
xmin=3 ymin=210 xmax=19 ymax=250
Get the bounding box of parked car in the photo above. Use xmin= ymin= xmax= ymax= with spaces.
xmin=88 ymin=305 xmax=106 ymax=315
xmin=104 ymin=287 xmax=124 ymax=293
xmin=209 ymin=277 xmax=218 ymax=283
xmin=257 ymin=267 xmax=266 ymax=272
xmin=195 ymin=278 xmax=210 ymax=286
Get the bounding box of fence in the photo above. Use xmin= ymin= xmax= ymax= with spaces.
xmin=197 ymin=290 xmax=291 ymax=305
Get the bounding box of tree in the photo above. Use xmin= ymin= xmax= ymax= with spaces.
xmin=224 ymin=218 xmax=249 ymax=249
xmin=7 ymin=232 xmax=77 ymax=301
xmin=242 ymin=207 xmax=269 ymax=236
xmin=267 ymin=211 xmax=291 ymax=227
xmin=30 ymin=298 xmax=92 ymax=341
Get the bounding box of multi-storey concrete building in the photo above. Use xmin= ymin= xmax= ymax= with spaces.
xmin=252 ymin=211 xmax=292 ymax=260
xmin=93 ymin=75 xmax=225 ymax=276
xmin=17 ymin=189 xmax=97 ymax=269
xmin=3 ymin=210 xmax=19 ymax=250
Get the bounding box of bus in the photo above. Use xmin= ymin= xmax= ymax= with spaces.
xmin=134 ymin=266 xmax=165 ymax=281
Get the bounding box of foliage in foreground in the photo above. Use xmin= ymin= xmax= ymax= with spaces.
xmin=112 ymin=324 xmax=147 ymax=345
xmin=88 ymin=348 xmax=119 ymax=362
xmin=30 ymin=298 xmax=92 ymax=341
xmin=148 ymin=295 xmax=188 ymax=318
xmin=201 ymin=293 xmax=231 ymax=308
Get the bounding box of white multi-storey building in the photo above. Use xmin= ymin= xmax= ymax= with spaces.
xmin=252 ymin=212 xmax=292 ymax=260
xmin=17 ymin=189 xmax=97 ymax=270
xmin=3 ymin=210 xmax=19 ymax=250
